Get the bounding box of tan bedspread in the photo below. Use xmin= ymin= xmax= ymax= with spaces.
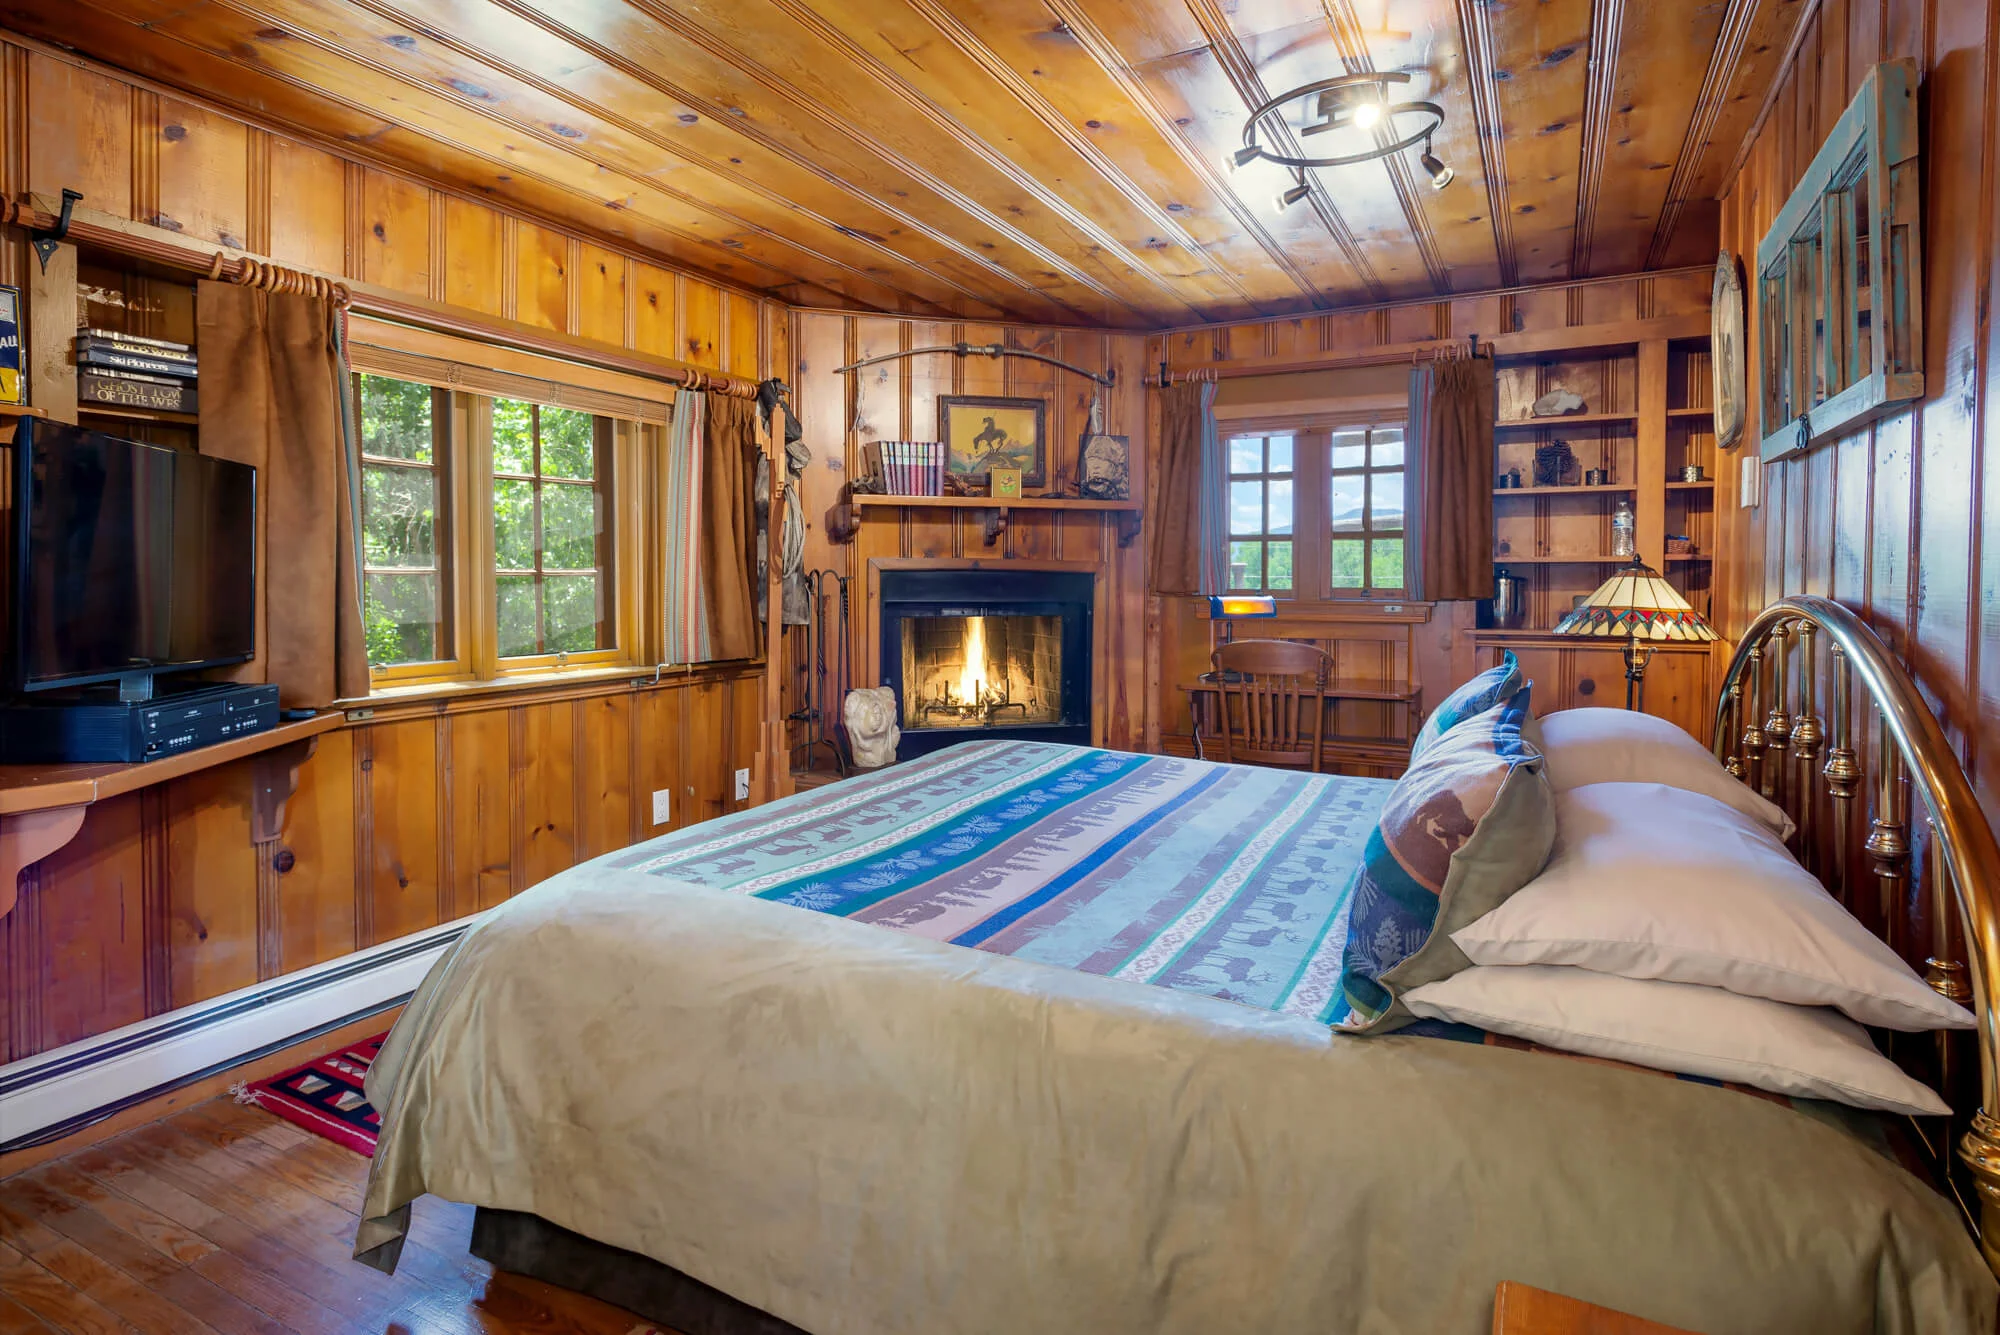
xmin=355 ymin=863 xmax=1996 ymax=1334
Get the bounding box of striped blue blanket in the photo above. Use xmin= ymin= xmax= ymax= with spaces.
xmin=617 ymin=740 xmax=1388 ymax=1025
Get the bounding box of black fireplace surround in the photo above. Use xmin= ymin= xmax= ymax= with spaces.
xmin=879 ymin=568 xmax=1093 ymax=760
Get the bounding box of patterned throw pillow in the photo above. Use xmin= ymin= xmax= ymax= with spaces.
xmin=1340 ymin=688 xmax=1555 ymax=1031
xmin=1411 ymin=651 xmax=1526 ymax=759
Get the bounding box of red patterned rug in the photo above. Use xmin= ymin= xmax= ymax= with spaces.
xmin=233 ymin=1033 xmax=388 ymax=1156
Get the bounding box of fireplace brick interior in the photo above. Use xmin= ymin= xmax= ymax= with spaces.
xmin=901 ymin=614 xmax=1064 ymax=729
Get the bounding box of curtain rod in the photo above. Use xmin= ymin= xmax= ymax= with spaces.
xmin=2 ymin=195 xmax=762 ymax=400
xmin=832 ymin=341 xmax=1115 ymax=387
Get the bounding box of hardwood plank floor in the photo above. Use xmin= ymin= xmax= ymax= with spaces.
xmin=0 ymin=1099 xmax=669 ymax=1334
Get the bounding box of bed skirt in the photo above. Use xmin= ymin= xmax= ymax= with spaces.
xmin=471 ymin=1208 xmax=805 ymax=1335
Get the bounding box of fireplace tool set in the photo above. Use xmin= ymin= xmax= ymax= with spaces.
xmin=790 ymin=569 xmax=851 ymax=776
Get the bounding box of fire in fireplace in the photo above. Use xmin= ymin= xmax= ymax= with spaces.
xmin=901 ymin=613 xmax=1064 ymax=730
xmin=878 ymin=568 xmax=1093 ymax=759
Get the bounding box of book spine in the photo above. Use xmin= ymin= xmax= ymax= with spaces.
xmin=76 ymin=334 xmax=198 ymax=364
xmin=78 ymin=327 xmax=195 ymax=353
xmin=79 ymin=371 xmax=197 ymax=414
xmin=76 ymin=345 xmax=199 ymax=378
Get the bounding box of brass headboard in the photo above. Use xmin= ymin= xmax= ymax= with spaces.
xmin=1713 ymin=596 xmax=2000 ymax=1271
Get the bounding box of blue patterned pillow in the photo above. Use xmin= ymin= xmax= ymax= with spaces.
xmin=1412 ymin=651 xmax=1526 ymax=758
xmin=1339 ymin=687 xmax=1554 ymax=1031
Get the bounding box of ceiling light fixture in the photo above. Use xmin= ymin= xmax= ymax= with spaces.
xmin=1233 ymin=71 xmax=1452 ymax=208
xmin=1420 ymin=138 xmax=1454 ymax=190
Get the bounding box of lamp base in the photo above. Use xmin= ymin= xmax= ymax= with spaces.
xmin=1622 ymin=637 xmax=1655 ymax=712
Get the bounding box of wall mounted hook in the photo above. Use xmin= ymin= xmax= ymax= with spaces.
xmin=32 ymin=189 xmax=81 ymax=274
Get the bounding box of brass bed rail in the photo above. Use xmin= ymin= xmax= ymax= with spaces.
xmin=1712 ymin=596 xmax=2000 ymax=1271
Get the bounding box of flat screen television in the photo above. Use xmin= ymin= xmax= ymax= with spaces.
xmin=10 ymin=418 xmax=257 ymax=695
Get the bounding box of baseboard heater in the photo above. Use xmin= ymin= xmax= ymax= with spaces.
xmin=0 ymin=915 xmax=477 ymax=1154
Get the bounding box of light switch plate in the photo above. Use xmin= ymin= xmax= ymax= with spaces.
xmin=651 ymin=789 xmax=671 ymax=825
xmin=734 ymin=768 xmax=751 ymax=801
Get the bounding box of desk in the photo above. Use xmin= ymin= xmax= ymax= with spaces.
xmin=1178 ymin=677 xmax=1423 ymax=768
xmin=0 ymin=713 xmax=344 ymax=918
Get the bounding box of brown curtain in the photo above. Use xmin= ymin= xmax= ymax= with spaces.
xmin=1149 ymin=380 xmax=1219 ymax=596
xmin=197 ymin=282 xmax=368 ymax=708
xmin=1411 ymin=356 xmax=1496 ymax=602
xmin=701 ymin=392 xmax=761 ymax=661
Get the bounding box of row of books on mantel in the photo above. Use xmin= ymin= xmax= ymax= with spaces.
xmin=74 ymin=328 xmax=199 ymax=414
xmin=864 ymin=440 xmax=945 ymax=497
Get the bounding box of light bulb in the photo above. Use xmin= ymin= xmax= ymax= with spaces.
xmin=1352 ymin=100 xmax=1382 ymax=129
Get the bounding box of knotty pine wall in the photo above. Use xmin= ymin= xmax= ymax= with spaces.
xmin=1140 ymin=267 xmax=1717 ymax=756
xmin=1717 ymin=0 xmax=2000 ymax=835
xmin=0 ymin=38 xmax=784 ymax=1065
xmin=785 ymin=313 xmax=1151 ymax=756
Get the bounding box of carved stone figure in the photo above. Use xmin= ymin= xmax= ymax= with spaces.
xmin=1531 ymin=389 xmax=1586 ymax=417
xmin=844 ymin=686 xmax=901 ymax=768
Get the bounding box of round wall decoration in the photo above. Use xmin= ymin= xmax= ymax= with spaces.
xmin=1712 ymin=250 xmax=1747 ymax=451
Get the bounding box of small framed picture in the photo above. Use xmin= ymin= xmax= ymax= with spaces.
xmin=988 ymin=466 xmax=1022 ymax=499
xmin=940 ymin=395 xmax=1046 ymax=488
xmin=0 ymin=284 xmax=24 ymax=407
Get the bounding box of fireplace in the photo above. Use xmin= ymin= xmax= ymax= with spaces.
xmin=879 ymin=569 xmax=1093 ymax=759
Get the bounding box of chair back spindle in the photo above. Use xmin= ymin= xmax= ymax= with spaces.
xmin=1210 ymin=639 xmax=1334 ymax=773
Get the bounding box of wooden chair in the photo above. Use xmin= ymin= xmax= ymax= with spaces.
xmin=1208 ymin=638 xmax=1334 ymax=772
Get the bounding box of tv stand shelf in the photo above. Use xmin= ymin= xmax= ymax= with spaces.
xmin=0 ymin=711 xmax=344 ymax=919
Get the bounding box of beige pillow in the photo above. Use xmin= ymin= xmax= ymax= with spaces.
xmin=1536 ymin=707 xmax=1794 ymax=838
xmin=1402 ymin=965 xmax=1950 ymax=1116
xmin=1454 ymin=782 xmax=1972 ymax=1031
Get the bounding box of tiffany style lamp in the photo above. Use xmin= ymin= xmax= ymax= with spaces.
xmin=1552 ymin=560 xmax=1716 ymax=711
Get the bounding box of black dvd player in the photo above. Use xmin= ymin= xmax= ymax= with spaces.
xmin=0 ymin=683 xmax=282 ymax=763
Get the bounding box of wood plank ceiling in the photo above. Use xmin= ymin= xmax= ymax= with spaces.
xmin=9 ymin=0 xmax=1810 ymax=327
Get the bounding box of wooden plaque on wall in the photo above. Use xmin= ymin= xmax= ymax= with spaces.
xmin=1712 ymin=252 xmax=1745 ymax=452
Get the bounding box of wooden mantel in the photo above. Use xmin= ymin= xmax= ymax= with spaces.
xmin=0 ymin=712 xmax=344 ymax=918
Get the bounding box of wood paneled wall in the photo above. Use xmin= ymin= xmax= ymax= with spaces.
xmin=784 ymin=313 xmax=1152 ymax=757
xmin=1140 ymin=269 xmax=1718 ymax=754
xmin=4 ymin=37 xmax=776 ymax=376
xmin=1 ymin=673 xmax=765 ymax=1064
xmin=0 ymin=39 xmax=786 ymax=1066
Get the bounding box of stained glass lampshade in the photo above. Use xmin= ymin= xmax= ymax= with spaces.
xmin=1552 ymin=561 xmax=1714 ymax=710
xmin=1552 ymin=561 xmax=1718 ymax=642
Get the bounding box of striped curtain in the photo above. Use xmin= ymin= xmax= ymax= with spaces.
xmin=662 ymin=387 xmax=712 ymax=663
xmin=1194 ymin=382 xmax=1226 ymax=596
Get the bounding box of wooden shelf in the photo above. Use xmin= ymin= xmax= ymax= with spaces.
xmin=1666 ymin=480 xmax=1716 ymax=491
xmin=79 ymin=403 xmax=200 ymax=426
xmin=0 ymin=711 xmax=345 ymax=919
xmin=0 ymin=404 xmax=46 ymax=419
xmin=1491 ymin=554 xmax=1620 ymax=564
xmin=1471 ymin=628 xmax=1713 ymax=650
xmin=1666 ymin=554 xmax=1712 ymax=563
xmin=851 ymin=494 xmax=1138 ymax=512
xmin=1494 ymin=413 xmax=1638 ymax=430
xmin=1494 ymin=485 xmax=1635 ymax=497
xmin=1668 ymin=406 xmax=1714 ymax=418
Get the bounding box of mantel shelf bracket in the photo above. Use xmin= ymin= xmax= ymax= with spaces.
xmin=1 ymin=805 xmax=89 ymax=918
xmin=832 ymin=342 xmax=1115 ymax=387
xmin=982 ymin=506 xmax=1009 ymax=548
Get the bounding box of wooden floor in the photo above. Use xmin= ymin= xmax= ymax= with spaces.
xmin=0 ymin=1098 xmax=667 ymax=1334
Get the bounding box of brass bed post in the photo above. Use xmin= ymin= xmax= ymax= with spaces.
xmin=1823 ymin=646 xmax=1859 ymax=908
xmin=1716 ymin=596 xmax=2000 ymax=1274
xmin=1720 ymin=678 xmax=1745 ymax=777
xmin=1791 ymin=619 xmax=1825 ymax=871
xmin=1762 ymin=620 xmax=1792 ymax=807
xmin=1741 ymin=642 xmax=1766 ymax=791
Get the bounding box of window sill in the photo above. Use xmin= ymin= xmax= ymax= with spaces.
xmin=1192 ymin=598 xmax=1433 ymax=624
xmin=340 ymin=658 xmax=763 ymax=717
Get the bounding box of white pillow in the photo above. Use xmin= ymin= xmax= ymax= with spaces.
xmin=1402 ymin=965 xmax=1950 ymax=1115
xmin=1453 ymin=782 xmax=1973 ymax=1032
xmin=1536 ymin=707 xmax=1794 ymax=838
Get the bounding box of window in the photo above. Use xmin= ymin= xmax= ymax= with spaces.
xmin=1227 ymin=432 xmax=1294 ymax=591
xmin=355 ymin=365 xmax=640 ymax=691
xmin=360 ymin=375 xmax=450 ymax=668
xmin=491 ymin=399 xmax=613 ymax=660
xmin=1223 ymin=418 xmax=1407 ymax=600
xmin=1326 ymin=424 xmax=1405 ymax=596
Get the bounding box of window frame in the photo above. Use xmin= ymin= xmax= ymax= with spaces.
xmin=487 ymin=401 xmax=620 ymax=674
xmin=1224 ymin=430 xmax=1296 ymax=595
xmin=354 ymin=379 xmax=646 ymax=692
xmin=1222 ymin=413 xmax=1410 ymax=604
xmin=356 ymin=376 xmax=471 ymax=687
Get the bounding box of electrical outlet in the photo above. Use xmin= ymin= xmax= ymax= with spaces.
xmin=734 ymin=768 xmax=751 ymax=801
xmin=651 ymin=789 xmax=671 ymax=826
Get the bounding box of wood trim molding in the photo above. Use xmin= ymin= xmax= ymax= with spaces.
xmin=1572 ymin=0 xmax=1628 ymax=278
xmin=1648 ymin=0 xmax=1767 ymax=268
xmin=1453 ymin=0 xmax=1518 ymax=286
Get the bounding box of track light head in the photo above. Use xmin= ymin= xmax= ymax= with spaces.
xmin=1227 ymin=144 xmax=1262 ymax=172
xmin=1275 ymin=177 xmax=1311 ymax=210
xmin=1420 ymin=141 xmax=1454 ymax=190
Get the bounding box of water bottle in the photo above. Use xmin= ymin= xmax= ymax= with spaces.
xmin=1611 ymin=498 xmax=1636 ymax=559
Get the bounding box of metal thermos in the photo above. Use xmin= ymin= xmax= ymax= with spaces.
xmin=1493 ymin=566 xmax=1527 ymax=629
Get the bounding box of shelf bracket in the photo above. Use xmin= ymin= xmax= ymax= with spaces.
xmin=0 ymin=804 xmax=88 ymax=919
xmin=30 ymin=188 xmax=81 ymax=274
xmin=1115 ymin=509 xmax=1143 ymax=549
xmin=250 ymin=737 xmax=320 ymax=845
xmin=982 ymin=506 xmax=1009 ymax=548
